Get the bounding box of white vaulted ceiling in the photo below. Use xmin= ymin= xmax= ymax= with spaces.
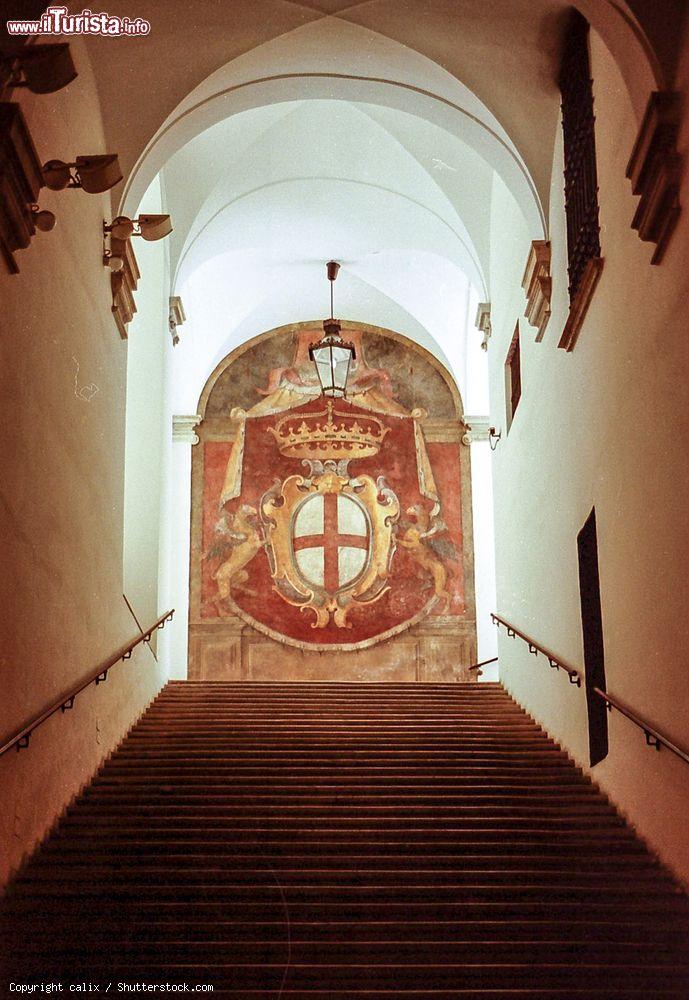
xmin=159 ymin=94 xmax=491 ymax=414
xmin=142 ymin=19 xmax=510 ymax=414
xmin=79 ymin=1 xmax=667 ymax=413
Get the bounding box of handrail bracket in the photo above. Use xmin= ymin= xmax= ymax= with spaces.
xmin=0 ymin=609 xmax=175 ymax=758
xmin=493 ymin=610 xmax=689 ymax=767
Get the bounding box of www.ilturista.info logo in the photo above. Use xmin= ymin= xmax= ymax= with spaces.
xmin=6 ymin=5 xmax=151 ymax=36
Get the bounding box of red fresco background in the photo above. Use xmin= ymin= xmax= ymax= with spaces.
xmin=201 ymin=398 xmax=464 ymax=646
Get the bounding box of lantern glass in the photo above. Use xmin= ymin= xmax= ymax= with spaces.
xmin=310 ymin=338 xmax=355 ymax=397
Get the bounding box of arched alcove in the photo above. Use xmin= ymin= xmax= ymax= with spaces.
xmin=187 ymin=320 xmax=478 ymax=681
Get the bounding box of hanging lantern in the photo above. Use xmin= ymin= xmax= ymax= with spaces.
xmin=309 ymin=261 xmax=356 ymax=398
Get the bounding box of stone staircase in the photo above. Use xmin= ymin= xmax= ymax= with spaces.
xmin=2 ymin=680 xmax=689 ymax=997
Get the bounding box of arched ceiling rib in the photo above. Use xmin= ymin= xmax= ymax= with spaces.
xmin=164 ymin=99 xmax=492 ymax=294
xmin=120 ymin=15 xmax=544 ymax=238
xmin=81 ymin=0 xmax=663 ymax=234
xmin=83 ymin=0 xmax=666 ymax=424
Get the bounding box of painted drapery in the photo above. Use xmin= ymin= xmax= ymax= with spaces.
xmin=197 ymin=329 xmax=467 ymax=651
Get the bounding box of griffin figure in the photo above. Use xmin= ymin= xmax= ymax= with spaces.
xmin=205 ymin=504 xmax=264 ymax=608
xmin=397 ymin=503 xmax=458 ymax=611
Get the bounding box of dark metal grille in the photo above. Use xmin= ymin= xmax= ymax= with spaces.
xmin=559 ymin=11 xmax=601 ymax=301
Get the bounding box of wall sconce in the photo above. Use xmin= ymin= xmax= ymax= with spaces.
xmin=489 ymin=427 xmax=502 ymax=451
xmin=103 ymin=215 xmax=172 ymax=271
xmin=475 ymin=302 xmax=492 ymax=352
xmin=108 ymin=235 xmax=140 ymax=339
xmin=103 ymin=247 xmax=125 ymax=272
xmin=2 ymin=43 xmax=77 ymax=94
xmin=43 ymin=154 xmax=122 ymax=194
xmin=29 ymin=203 xmax=56 ymax=232
xmin=104 ymin=214 xmax=172 ymax=242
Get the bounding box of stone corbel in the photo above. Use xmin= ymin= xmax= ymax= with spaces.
xmin=558 ymin=256 xmax=604 ymax=352
xmin=0 ymin=102 xmax=44 ymax=274
xmin=522 ymin=240 xmax=551 ymax=341
xmin=173 ymin=414 xmax=202 ymax=444
xmin=110 ymin=235 xmax=140 ymax=339
xmin=169 ymin=295 xmax=186 ymax=346
xmin=475 ymin=302 xmax=492 ymax=351
xmin=461 ymin=415 xmax=491 ymax=446
xmin=626 ymin=91 xmax=681 ymax=265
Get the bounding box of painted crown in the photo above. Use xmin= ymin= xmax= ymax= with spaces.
xmin=267 ymin=400 xmax=389 ymax=461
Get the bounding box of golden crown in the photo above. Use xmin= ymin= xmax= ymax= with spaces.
xmin=267 ymin=400 xmax=389 ymax=461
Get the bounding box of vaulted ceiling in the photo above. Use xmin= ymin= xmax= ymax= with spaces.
xmin=75 ymin=0 xmax=678 ymax=412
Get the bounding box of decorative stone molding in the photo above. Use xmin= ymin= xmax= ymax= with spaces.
xmin=173 ymin=414 xmax=202 ymax=444
xmin=0 ymin=102 xmax=43 ymax=274
xmin=461 ymin=415 xmax=491 ymax=446
xmin=475 ymin=302 xmax=492 ymax=351
xmin=110 ymin=235 xmax=140 ymax=339
xmin=422 ymin=420 xmax=462 ymax=443
xmin=169 ymin=295 xmax=186 ymax=346
xmin=521 ymin=241 xmax=551 ymax=341
xmin=626 ymin=91 xmax=681 ymax=265
xmin=558 ymin=256 xmax=604 ymax=352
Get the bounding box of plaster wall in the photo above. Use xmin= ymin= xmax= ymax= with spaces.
xmin=0 ymin=45 xmax=167 ymax=888
xmin=163 ymin=439 xmax=193 ymax=681
xmin=470 ymin=438 xmax=497 ymax=677
xmin=123 ymin=177 xmax=173 ymax=635
xmin=488 ymin=27 xmax=689 ymax=885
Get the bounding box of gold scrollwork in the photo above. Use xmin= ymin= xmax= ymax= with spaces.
xmin=261 ymin=469 xmax=400 ymax=629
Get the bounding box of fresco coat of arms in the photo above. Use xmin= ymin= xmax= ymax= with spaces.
xmin=261 ymin=401 xmax=400 ymax=629
xmin=200 ymin=329 xmax=465 ymax=651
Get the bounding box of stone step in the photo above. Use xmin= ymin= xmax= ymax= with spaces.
xmin=2 ymin=680 xmax=686 ymax=994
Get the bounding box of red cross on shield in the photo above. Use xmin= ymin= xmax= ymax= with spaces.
xmin=292 ymin=492 xmax=370 ymax=593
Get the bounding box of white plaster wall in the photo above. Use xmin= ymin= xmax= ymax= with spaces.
xmin=123 ymin=178 xmax=174 ymax=643
xmin=156 ymin=313 xmax=176 ymax=674
xmin=488 ymin=26 xmax=689 ymax=885
xmin=0 ymin=43 xmax=168 ymax=888
xmin=162 ymin=439 xmax=194 ymax=680
xmin=470 ymin=439 xmax=498 ymax=679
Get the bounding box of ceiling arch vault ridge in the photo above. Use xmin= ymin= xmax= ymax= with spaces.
xmin=88 ymin=0 xmax=666 ymax=227
xmin=155 ymin=86 xmax=491 ymax=416
xmin=167 ymin=98 xmax=490 ymax=295
xmin=88 ymin=0 xmax=667 ymax=423
xmin=120 ymin=16 xmax=546 ymax=236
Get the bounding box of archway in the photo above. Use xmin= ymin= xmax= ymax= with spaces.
xmin=186 ymin=321 xmax=480 ymax=681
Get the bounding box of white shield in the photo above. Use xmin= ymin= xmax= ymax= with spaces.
xmin=293 ymin=492 xmax=369 ymax=592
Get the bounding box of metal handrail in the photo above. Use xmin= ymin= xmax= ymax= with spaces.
xmin=493 ymin=611 xmax=689 ymax=765
xmin=491 ymin=613 xmax=583 ymax=686
xmin=593 ymin=687 xmax=689 ymax=765
xmin=468 ymin=656 xmax=499 ymax=673
xmin=0 ymin=609 xmax=174 ymax=758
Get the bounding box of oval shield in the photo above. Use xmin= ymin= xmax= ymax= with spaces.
xmin=293 ymin=493 xmax=370 ymax=593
